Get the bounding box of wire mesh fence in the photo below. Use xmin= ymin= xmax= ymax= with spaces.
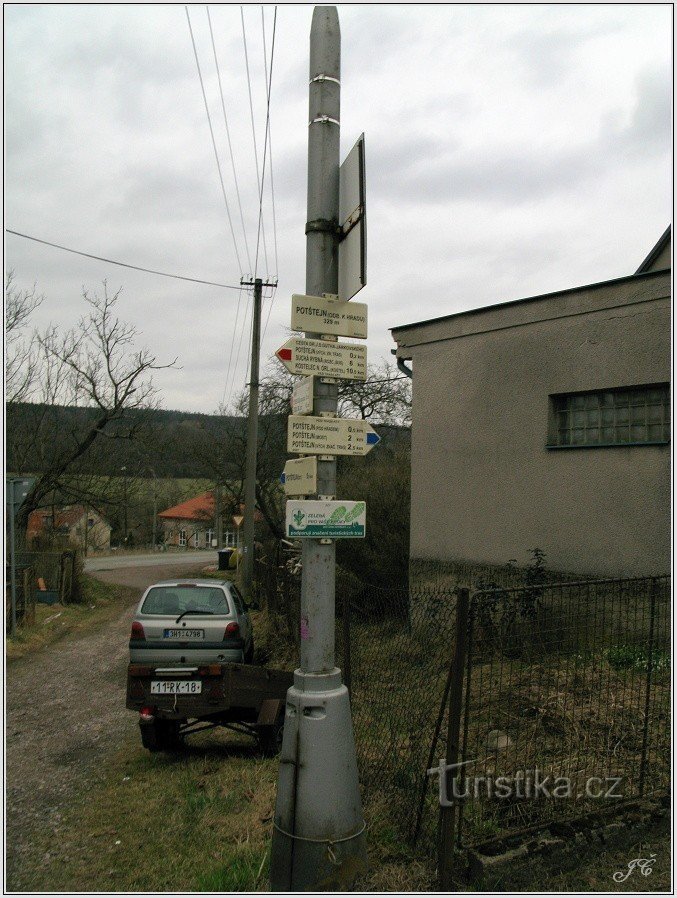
xmin=454 ymin=575 xmax=671 ymax=849
xmin=256 ymin=561 xmax=670 ymax=871
xmin=335 ymin=573 xmax=670 ymax=861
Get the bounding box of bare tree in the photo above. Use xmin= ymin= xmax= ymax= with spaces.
xmin=338 ymin=360 xmax=411 ymax=424
xmin=5 ymin=270 xmax=44 ymax=403
xmin=9 ymin=281 xmax=176 ymax=532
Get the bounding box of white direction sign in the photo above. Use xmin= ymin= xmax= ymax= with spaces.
xmin=287 ymin=415 xmax=380 ymax=456
xmin=286 ymin=500 xmax=366 ymax=539
xmin=276 ymin=338 xmax=367 ymax=381
xmin=291 ymin=294 xmax=368 ymax=339
xmin=292 ymin=376 xmax=315 ymax=416
xmin=281 ymin=456 xmax=318 ymax=496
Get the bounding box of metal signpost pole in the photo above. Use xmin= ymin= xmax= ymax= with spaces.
xmin=9 ymin=480 xmax=18 ymax=637
xmin=271 ymin=7 xmax=367 ymax=890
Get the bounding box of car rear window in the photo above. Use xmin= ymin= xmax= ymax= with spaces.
xmin=141 ymin=586 xmax=231 ymax=616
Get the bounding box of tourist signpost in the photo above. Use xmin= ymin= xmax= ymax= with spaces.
xmin=275 ymin=337 xmax=367 ymax=380
xmin=287 ymin=415 xmax=380 ymax=456
xmin=281 ymin=456 xmax=318 ymax=496
xmin=271 ymin=8 xmax=369 ymax=889
xmin=290 ymin=293 xmax=368 ymax=339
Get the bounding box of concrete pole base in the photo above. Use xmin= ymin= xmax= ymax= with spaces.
xmin=270 ymin=668 xmax=368 ymax=891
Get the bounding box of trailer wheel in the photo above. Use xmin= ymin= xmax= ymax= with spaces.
xmin=140 ymin=719 xmax=182 ymax=753
xmin=257 ymin=711 xmax=284 ymax=756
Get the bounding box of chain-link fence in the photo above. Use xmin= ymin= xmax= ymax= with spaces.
xmin=453 ymin=575 xmax=671 ymax=849
xmin=335 ymin=574 xmax=670 ymax=865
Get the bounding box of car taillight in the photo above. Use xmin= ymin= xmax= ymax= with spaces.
xmin=140 ymin=706 xmax=155 ymax=722
xmin=130 ymin=621 xmax=145 ymax=641
xmin=224 ymin=622 xmax=240 ymax=637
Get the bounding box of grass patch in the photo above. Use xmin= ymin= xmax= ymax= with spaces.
xmin=6 ymin=575 xmax=137 ymax=662
xmin=9 ymin=727 xmax=276 ymax=892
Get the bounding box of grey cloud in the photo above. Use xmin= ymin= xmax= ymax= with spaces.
xmin=509 ymin=19 xmax=622 ymax=85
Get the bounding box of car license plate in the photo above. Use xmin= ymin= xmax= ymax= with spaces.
xmin=150 ymin=680 xmax=202 ymax=695
xmin=163 ymin=629 xmax=204 ymax=639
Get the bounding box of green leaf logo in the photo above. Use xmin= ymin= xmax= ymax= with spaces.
xmin=293 ymin=509 xmax=305 ymax=526
xmin=326 ymin=505 xmax=347 ymax=524
xmin=343 ymin=502 xmax=365 ymax=523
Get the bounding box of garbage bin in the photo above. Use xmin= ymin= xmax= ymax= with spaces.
xmin=217 ymin=548 xmax=234 ymax=571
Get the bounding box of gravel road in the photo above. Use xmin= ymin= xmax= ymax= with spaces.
xmin=5 ymin=560 xmax=207 ymax=889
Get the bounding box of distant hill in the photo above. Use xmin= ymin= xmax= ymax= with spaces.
xmin=7 ymin=403 xmax=410 ymax=479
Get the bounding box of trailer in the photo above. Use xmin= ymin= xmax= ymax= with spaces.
xmin=126 ymin=661 xmax=293 ymax=754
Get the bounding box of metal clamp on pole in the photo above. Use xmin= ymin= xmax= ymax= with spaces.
xmin=309 ymin=74 xmax=341 ymax=86
xmin=309 ymin=114 xmax=340 ymax=126
xmin=305 ymin=218 xmax=339 ymax=236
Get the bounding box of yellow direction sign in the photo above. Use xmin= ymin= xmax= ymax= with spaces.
xmin=287 ymin=415 xmax=380 ymax=456
xmin=281 ymin=456 xmax=318 ymax=496
xmin=276 ymin=338 xmax=367 ymax=381
xmin=290 ymin=294 xmax=368 ymax=339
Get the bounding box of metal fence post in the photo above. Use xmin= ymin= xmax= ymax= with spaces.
xmin=439 ymin=586 xmax=470 ymax=890
xmin=638 ymin=577 xmax=658 ymax=797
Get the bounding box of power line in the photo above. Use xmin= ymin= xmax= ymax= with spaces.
xmin=260 ymin=6 xmax=280 ymax=341
xmin=207 ymin=5 xmax=252 ymax=273
xmin=252 ymin=6 xmax=276 ymax=277
xmin=241 ymin=5 xmax=269 ymax=276
xmin=4 ymin=229 xmax=243 ymax=290
xmin=221 ymin=284 xmax=246 ymax=408
xmin=185 ymin=6 xmax=244 ymax=274
xmin=261 ymin=5 xmax=279 ymax=276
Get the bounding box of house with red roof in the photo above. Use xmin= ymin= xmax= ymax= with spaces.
xmin=27 ymin=505 xmax=111 ymax=553
xmin=158 ymin=491 xmax=262 ymax=549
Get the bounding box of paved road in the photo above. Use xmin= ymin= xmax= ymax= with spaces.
xmin=6 ymin=557 xmax=209 ymax=891
xmin=85 ymin=550 xmax=215 ymax=572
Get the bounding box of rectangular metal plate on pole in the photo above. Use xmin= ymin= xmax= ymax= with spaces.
xmin=6 ymin=477 xmax=36 ymax=515
xmin=338 ymin=133 xmax=366 ymax=302
xmin=291 ymin=376 xmax=315 ymax=416
xmin=286 ymin=499 xmax=366 ymax=539
xmin=287 ymin=414 xmax=380 ymax=456
xmin=276 ymin=337 xmax=367 ymax=380
xmin=281 ymin=456 xmax=318 ymax=496
xmin=291 ymin=294 xmax=368 ymax=339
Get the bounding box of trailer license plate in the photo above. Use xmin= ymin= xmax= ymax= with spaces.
xmin=150 ymin=681 xmax=202 ymax=695
xmin=163 ymin=629 xmax=204 ymax=639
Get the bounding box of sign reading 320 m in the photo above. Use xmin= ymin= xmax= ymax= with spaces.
xmin=287 ymin=415 xmax=380 ymax=456
xmin=276 ymin=338 xmax=367 ymax=380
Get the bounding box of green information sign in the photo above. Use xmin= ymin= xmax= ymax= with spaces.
xmin=286 ymin=500 xmax=366 ymax=539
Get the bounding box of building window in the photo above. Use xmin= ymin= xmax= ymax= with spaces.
xmin=179 ymin=529 xmax=186 ymax=547
xmin=193 ymin=531 xmax=200 ymax=548
xmin=205 ymin=529 xmax=214 ymax=547
xmin=550 ymin=385 xmax=670 ymax=448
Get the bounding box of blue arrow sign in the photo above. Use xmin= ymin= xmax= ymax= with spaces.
xmin=366 ymin=431 xmax=380 ymax=446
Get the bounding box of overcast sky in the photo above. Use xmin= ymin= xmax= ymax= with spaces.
xmin=5 ymin=4 xmax=672 ymax=414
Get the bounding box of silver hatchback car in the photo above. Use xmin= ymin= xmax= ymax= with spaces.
xmin=129 ymin=579 xmax=254 ymax=665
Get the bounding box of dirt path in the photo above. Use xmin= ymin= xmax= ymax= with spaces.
xmin=5 ymin=561 xmax=206 ymax=890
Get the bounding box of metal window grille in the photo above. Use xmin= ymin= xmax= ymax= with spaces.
xmin=552 ymin=384 xmax=670 ymax=447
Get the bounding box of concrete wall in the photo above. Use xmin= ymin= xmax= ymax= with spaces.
xmin=394 ymin=271 xmax=670 ymax=578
